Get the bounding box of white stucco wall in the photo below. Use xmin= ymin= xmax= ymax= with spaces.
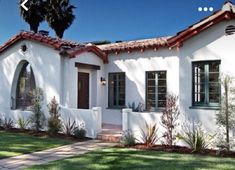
xmin=62 ymin=52 xmax=105 ymax=109
xmin=101 ymin=49 xmax=179 ymax=125
xmin=179 ymin=20 xmax=235 ymax=134
xmin=0 ymin=40 xmax=62 ymax=116
xmin=0 ymin=107 xmax=102 ymax=139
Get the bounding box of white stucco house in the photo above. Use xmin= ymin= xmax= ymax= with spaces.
xmin=0 ymin=2 xmax=235 ymax=139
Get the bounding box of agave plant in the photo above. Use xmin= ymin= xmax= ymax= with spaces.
xmin=17 ymin=117 xmax=30 ymax=131
xmin=139 ymin=121 xmax=159 ymax=147
xmin=3 ymin=118 xmax=14 ymax=130
xmin=62 ymin=118 xmax=76 ymax=136
xmin=121 ymin=130 xmax=136 ymax=146
xmin=177 ymin=121 xmax=215 ymax=153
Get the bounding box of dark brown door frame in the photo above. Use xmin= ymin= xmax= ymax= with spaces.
xmin=75 ymin=62 xmax=100 ymax=70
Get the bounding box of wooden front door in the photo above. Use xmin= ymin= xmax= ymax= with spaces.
xmin=77 ymin=72 xmax=89 ymax=109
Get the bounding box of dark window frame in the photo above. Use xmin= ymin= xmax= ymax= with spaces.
xmin=192 ymin=60 xmax=221 ymax=107
xmin=146 ymin=71 xmax=167 ymax=111
xmin=108 ymin=72 xmax=126 ymax=108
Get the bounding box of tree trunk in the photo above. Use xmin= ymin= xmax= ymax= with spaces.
xmin=225 ymin=79 xmax=230 ymax=151
xmin=56 ymin=29 xmax=64 ymax=39
xmin=30 ymin=24 xmax=39 ymax=33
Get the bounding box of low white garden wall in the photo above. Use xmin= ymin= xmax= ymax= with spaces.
xmin=122 ymin=109 xmax=166 ymax=144
xmin=0 ymin=107 xmax=102 ymax=139
xmin=60 ymin=106 xmax=102 ymax=139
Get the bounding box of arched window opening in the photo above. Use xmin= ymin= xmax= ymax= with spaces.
xmin=15 ymin=62 xmax=36 ymax=110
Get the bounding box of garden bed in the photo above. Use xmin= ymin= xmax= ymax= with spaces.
xmin=0 ymin=127 xmax=91 ymax=141
xmin=117 ymin=144 xmax=235 ymax=158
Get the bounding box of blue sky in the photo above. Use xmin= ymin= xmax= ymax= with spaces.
xmin=0 ymin=0 xmax=232 ymax=44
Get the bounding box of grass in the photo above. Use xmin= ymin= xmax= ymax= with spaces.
xmin=25 ymin=148 xmax=235 ymax=170
xmin=0 ymin=131 xmax=73 ymax=159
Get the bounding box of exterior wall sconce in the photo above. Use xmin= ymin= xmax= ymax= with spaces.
xmin=100 ymin=77 xmax=106 ymax=85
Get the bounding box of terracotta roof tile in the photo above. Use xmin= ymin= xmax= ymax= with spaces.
xmin=0 ymin=31 xmax=108 ymax=63
xmin=98 ymin=2 xmax=235 ymax=54
xmin=98 ymin=37 xmax=170 ymax=53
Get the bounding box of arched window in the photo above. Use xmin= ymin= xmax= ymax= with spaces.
xmin=15 ymin=62 xmax=36 ymax=109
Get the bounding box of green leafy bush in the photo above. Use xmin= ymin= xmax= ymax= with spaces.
xmin=17 ymin=117 xmax=30 ymax=130
xmin=73 ymin=122 xmax=86 ymax=139
xmin=62 ymin=118 xmax=76 ymax=136
xmin=47 ymin=97 xmax=62 ymax=136
xmin=121 ymin=130 xmax=136 ymax=146
xmin=177 ymin=122 xmax=215 ymax=153
xmin=139 ymin=122 xmax=159 ymax=147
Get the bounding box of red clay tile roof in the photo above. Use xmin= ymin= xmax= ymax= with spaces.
xmin=0 ymin=31 xmax=108 ymax=63
xmin=0 ymin=2 xmax=234 ymax=58
xmin=168 ymin=10 xmax=235 ymax=48
xmin=98 ymin=37 xmax=170 ymax=54
xmin=99 ymin=2 xmax=235 ymax=54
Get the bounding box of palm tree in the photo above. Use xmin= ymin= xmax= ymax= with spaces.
xmin=19 ymin=0 xmax=46 ymax=33
xmin=45 ymin=0 xmax=75 ymax=38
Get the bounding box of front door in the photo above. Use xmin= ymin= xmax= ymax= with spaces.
xmin=77 ymin=72 xmax=89 ymax=109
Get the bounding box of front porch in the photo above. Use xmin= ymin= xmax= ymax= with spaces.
xmin=97 ymin=123 xmax=122 ymax=142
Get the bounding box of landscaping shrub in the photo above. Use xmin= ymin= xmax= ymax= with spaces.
xmin=62 ymin=118 xmax=76 ymax=136
xmin=177 ymin=121 xmax=215 ymax=153
xmin=0 ymin=117 xmax=2 ymax=127
xmin=47 ymin=97 xmax=62 ymax=136
xmin=17 ymin=117 xmax=30 ymax=131
xmin=30 ymin=88 xmax=45 ymax=132
xmin=216 ymin=74 xmax=235 ymax=151
xmin=3 ymin=118 xmax=14 ymax=130
xmin=73 ymin=122 xmax=86 ymax=139
xmin=121 ymin=130 xmax=136 ymax=146
xmin=128 ymin=102 xmax=144 ymax=112
xmin=139 ymin=121 xmax=159 ymax=147
xmin=161 ymin=94 xmax=180 ymax=146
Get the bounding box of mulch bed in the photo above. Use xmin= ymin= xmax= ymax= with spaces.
xmin=0 ymin=127 xmax=90 ymax=142
xmin=116 ymin=144 xmax=235 ymax=158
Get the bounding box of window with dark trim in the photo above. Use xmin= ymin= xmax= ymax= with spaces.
xmin=146 ymin=71 xmax=167 ymax=111
xmin=192 ymin=61 xmax=221 ymax=107
xmin=108 ymin=72 xmax=125 ymax=108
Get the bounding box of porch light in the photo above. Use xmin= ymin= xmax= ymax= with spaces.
xmin=100 ymin=77 xmax=106 ymax=85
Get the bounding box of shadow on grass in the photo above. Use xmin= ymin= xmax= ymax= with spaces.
xmin=0 ymin=131 xmax=72 ymax=159
xmin=25 ymin=148 xmax=235 ymax=170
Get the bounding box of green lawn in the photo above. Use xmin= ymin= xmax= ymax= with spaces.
xmin=25 ymin=148 xmax=235 ymax=170
xmin=0 ymin=131 xmax=73 ymax=159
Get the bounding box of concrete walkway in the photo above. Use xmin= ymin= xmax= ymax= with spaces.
xmin=0 ymin=140 xmax=116 ymax=170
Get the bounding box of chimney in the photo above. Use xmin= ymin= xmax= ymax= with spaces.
xmin=222 ymin=1 xmax=235 ymax=12
xmin=38 ymin=30 xmax=49 ymax=36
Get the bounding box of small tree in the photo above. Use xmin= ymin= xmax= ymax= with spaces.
xmin=216 ymin=75 xmax=235 ymax=151
xmin=47 ymin=97 xmax=62 ymax=136
xmin=161 ymin=94 xmax=180 ymax=146
xmin=30 ymin=88 xmax=45 ymax=132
